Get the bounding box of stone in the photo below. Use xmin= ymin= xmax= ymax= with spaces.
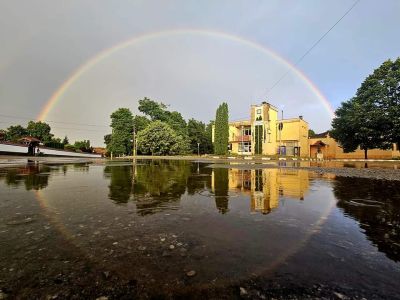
xmin=333 ymin=292 xmax=345 ymax=299
xmin=138 ymin=246 xmax=146 ymax=251
xmin=240 ymin=287 xmax=247 ymax=296
xmin=162 ymin=251 xmax=171 ymax=257
xmin=102 ymin=271 xmax=110 ymax=279
xmin=169 ymin=245 xmax=175 ymax=250
xmin=186 ymin=270 xmax=196 ymax=277
xmin=96 ymin=297 xmax=108 ymax=300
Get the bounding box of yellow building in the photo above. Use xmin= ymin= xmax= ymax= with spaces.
xmin=214 ymin=102 xmax=309 ymax=157
xmin=211 ymin=168 xmax=310 ymax=215
xmin=309 ymin=131 xmax=400 ymax=159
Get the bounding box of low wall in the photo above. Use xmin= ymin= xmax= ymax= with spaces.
xmin=0 ymin=142 xmax=101 ymax=158
xmin=0 ymin=143 xmax=28 ymax=154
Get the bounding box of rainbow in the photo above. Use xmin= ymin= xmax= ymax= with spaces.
xmin=37 ymin=29 xmax=335 ymax=121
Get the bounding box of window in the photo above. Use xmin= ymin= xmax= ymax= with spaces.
xmin=239 ymin=142 xmax=251 ymax=153
xmin=242 ymin=127 xmax=251 ymax=135
xmin=257 ymin=109 xmax=261 ymax=114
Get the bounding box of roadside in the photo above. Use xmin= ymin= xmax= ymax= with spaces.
xmin=1 ymin=155 xmax=400 ymax=181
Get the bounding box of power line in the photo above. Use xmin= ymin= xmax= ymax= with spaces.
xmin=0 ymin=113 xmax=108 ymax=128
xmin=0 ymin=121 xmax=107 ymax=133
xmin=263 ymin=0 xmax=361 ymax=96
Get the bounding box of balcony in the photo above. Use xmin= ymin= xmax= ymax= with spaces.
xmin=231 ymin=135 xmax=251 ymax=142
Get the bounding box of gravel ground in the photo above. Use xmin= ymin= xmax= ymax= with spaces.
xmin=297 ymin=166 xmax=400 ymax=181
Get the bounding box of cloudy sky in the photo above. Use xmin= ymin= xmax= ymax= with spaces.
xmin=1 ymin=0 xmax=399 ymax=146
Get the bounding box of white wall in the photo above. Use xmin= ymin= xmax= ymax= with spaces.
xmin=0 ymin=143 xmax=101 ymax=158
xmin=0 ymin=143 xmax=28 ymax=154
xmin=39 ymin=147 xmax=101 ymax=158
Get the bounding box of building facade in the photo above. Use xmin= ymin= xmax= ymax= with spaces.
xmin=309 ymin=131 xmax=400 ymax=159
xmin=215 ymin=102 xmax=309 ymax=157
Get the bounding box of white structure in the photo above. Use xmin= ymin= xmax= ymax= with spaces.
xmin=0 ymin=142 xmax=101 ymax=158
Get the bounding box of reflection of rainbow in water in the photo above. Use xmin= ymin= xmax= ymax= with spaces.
xmin=211 ymin=167 xmax=336 ymax=277
xmin=33 ymin=166 xmax=336 ymax=288
xmin=37 ymin=29 xmax=335 ymax=122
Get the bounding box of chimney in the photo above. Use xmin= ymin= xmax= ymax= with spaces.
xmin=299 ymin=115 xmax=303 ymax=120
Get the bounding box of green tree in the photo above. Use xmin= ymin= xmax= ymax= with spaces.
xmin=138 ymin=97 xmax=188 ymax=138
xmin=137 ymin=121 xmax=189 ymax=155
xmin=214 ymin=102 xmax=229 ymax=155
xmin=331 ymin=98 xmax=391 ymax=159
xmin=62 ymin=136 xmax=69 ymax=145
xmin=355 ymin=58 xmax=400 ymax=146
xmin=107 ymin=108 xmax=134 ymax=156
xmin=138 ymin=97 xmax=168 ymax=121
xmin=27 ymin=121 xmax=53 ymax=142
xmin=308 ymin=129 xmax=316 ymax=137
xmin=187 ymin=118 xmax=211 ymax=154
xmin=74 ymin=140 xmax=91 ymax=152
xmin=205 ymin=121 xmax=214 ymax=154
xmin=6 ymin=125 xmax=28 ymax=142
xmin=133 ymin=115 xmax=150 ymax=133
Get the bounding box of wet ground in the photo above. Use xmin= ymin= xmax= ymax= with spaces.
xmin=0 ymin=160 xmax=399 ymax=299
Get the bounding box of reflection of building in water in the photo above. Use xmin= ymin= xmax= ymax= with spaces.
xmin=213 ymin=168 xmax=309 ymax=214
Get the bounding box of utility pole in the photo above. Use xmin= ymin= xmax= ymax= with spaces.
xmin=132 ymin=118 xmax=136 ymax=158
xmin=197 ymin=142 xmax=200 ymax=156
xmin=278 ymin=109 xmax=283 ymax=157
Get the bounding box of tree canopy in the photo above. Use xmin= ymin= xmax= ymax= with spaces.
xmin=136 ymin=121 xmax=189 ymax=156
xmin=5 ymin=125 xmax=28 ymax=142
xmin=187 ymin=119 xmax=213 ymax=154
xmin=213 ymin=102 xmax=229 ymax=155
xmin=27 ymin=121 xmax=53 ymax=142
xmin=331 ymin=58 xmax=400 ymax=159
xmin=138 ymin=97 xmax=188 ymax=137
xmin=107 ymin=108 xmax=134 ymax=156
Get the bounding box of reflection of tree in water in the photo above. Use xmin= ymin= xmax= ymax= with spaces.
xmin=104 ymin=165 xmax=132 ymax=203
xmin=104 ymin=160 xmax=193 ymax=214
xmin=134 ymin=160 xmax=191 ymax=215
xmin=213 ymin=168 xmax=229 ymax=214
xmin=333 ymin=177 xmax=400 ymax=262
xmin=0 ymin=165 xmax=50 ymax=190
xmin=186 ymin=163 xmax=212 ymax=195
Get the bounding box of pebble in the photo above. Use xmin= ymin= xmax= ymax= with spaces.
xmin=240 ymin=287 xmax=247 ymax=296
xmin=334 ymin=292 xmax=345 ymax=299
xmin=169 ymin=245 xmax=175 ymax=250
xmin=96 ymin=297 xmax=108 ymax=300
xmin=160 ymin=238 xmax=165 ymax=242
xmin=162 ymin=251 xmax=171 ymax=257
xmin=186 ymin=270 xmax=196 ymax=277
xmin=138 ymin=246 xmax=146 ymax=251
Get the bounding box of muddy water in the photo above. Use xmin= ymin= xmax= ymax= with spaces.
xmin=0 ymin=160 xmax=399 ymax=299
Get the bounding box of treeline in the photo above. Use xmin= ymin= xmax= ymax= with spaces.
xmin=0 ymin=121 xmax=93 ymax=153
xmin=105 ymin=98 xmax=229 ymax=156
xmin=331 ymin=58 xmax=400 ymax=159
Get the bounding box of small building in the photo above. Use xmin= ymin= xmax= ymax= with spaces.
xmin=18 ymin=136 xmax=41 ymax=156
xmin=213 ymin=102 xmax=309 ymax=157
xmin=309 ymin=131 xmax=399 ymax=159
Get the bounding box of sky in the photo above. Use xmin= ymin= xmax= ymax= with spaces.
xmin=1 ymin=0 xmax=400 ymax=146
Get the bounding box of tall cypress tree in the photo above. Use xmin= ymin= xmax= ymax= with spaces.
xmin=214 ymin=102 xmax=229 ymax=155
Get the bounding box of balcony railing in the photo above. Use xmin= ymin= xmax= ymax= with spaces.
xmin=231 ymin=135 xmax=251 ymax=142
